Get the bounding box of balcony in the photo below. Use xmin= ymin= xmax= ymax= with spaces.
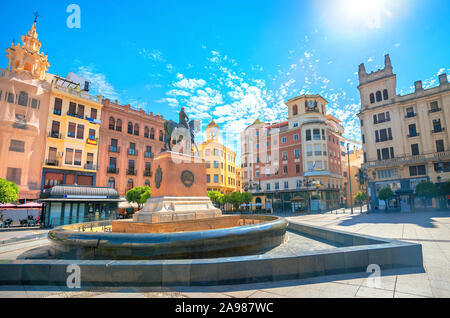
xmin=128 ymin=149 xmax=138 ymax=156
xmin=405 ymin=113 xmax=416 ymax=119
xmin=45 ymin=159 xmax=59 ymax=167
xmin=127 ymin=169 xmax=137 ymax=176
xmin=48 ymin=132 xmax=62 ymax=139
xmin=67 ymin=112 xmax=85 ymax=120
xmin=85 ymin=116 xmax=101 ymax=125
xmin=363 ymin=151 xmax=450 ymax=169
xmin=109 ymin=146 xmax=120 ymax=153
xmin=407 ymin=133 xmax=420 ymax=138
xmin=429 ymin=108 xmax=442 ymax=114
xmin=144 ymin=152 xmax=153 ymax=159
xmin=432 ymin=127 xmax=446 ymax=134
xmin=84 ymin=164 xmax=97 ymax=171
xmin=144 ymin=170 xmax=152 ymax=177
xmin=53 ymin=109 xmax=62 ymax=116
xmin=107 ymin=167 xmax=119 ymax=174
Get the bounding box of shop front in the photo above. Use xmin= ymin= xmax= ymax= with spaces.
xmin=40 ymin=185 xmax=121 ymax=228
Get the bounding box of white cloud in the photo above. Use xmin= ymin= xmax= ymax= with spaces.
xmin=139 ymin=49 xmax=165 ymax=62
xmin=77 ymin=66 xmax=119 ymax=100
xmin=172 ymin=78 xmax=207 ymax=90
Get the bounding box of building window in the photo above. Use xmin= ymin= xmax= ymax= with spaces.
xmin=283 ymin=166 xmax=288 ymax=174
xmin=90 ymin=108 xmax=97 ymax=120
xmin=282 ymin=137 xmax=287 ymax=143
xmin=88 ymin=129 xmax=96 ymax=140
xmin=76 ymin=124 xmax=84 ymax=140
xmin=74 ymin=150 xmax=82 ymax=166
xmin=134 ymin=123 xmax=139 ymax=136
xmin=116 ymin=119 xmax=122 ymax=132
xmin=266 ymin=183 xmax=271 ymax=191
xmin=313 ymin=129 xmax=321 ymax=140
xmin=127 ymin=179 xmax=134 ymax=191
xmin=430 ymin=101 xmax=440 ymax=112
xmin=128 ymin=122 xmax=133 ymax=134
xmin=6 ymin=168 xmax=21 ymax=185
xmin=293 ymin=105 xmax=298 ymax=115
xmin=65 ymin=149 xmax=74 ymax=165
xmin=409 ymin=165 xmax=426 ymax=176
xmin=282 ymin=151 xmax=288 ymax=160
xmin=108 ymin=178 xmax=115 ymax=189
xmin=305 ymin=130 xmax=311 ymax=141
xmin=408 ymin=124 xmax=418 ymax=137
xmin=284 ymin=181 xmax=289 ymax=189
xmin=9 ymin=140 xmax=25 ymax=152
xmin=214 ymin=161 xmax=219 ymax=169
xmin=370 ymin=93 xmax=375 ymax=104
xmin=362 ymin=134 xmax=365 ymax=144
xmin=30 ymin=98 xmax=38 ymax=110
xmin=109 ymin=117 xmax=115 ymax=130
xmin=294 ymin=134 xmax=299 ymax=141
xmin=54 ymin=98 xmax=62 ymax=115
xmin=406 ymin=107 xmax=415 ymax=118
xmin=144 ymin=126 xmax=149 ymax=138
xmin=206 ymin=175 xmax=210 ymax=183
xmin=436 ymin=140 xmax=445 ymax=152
xmin=7 ymin=92 xmax=15 ymax=104
xmin=150 ymin=128 xmax=155 ymax=139
xmin=294 ymin=149 xmax=300 ymax=158
xmin=411 ymin=144 xmax=420 ymax=156
xmin=376 ymin=91 xmax=382 ymax=102
xmin=214 ymin=175 xmax=219 ymax=183
xmin=383 ymin=89 xmax=389 ymax=100
xmin=432 ymin=119 xmax=442 ymax=133
xmin=376 ymin=128 xmax=392 ymax=142
xmin=296 ymin=164 xmax=300 ymax=174
xmin=18 ymin=91 xmax=28 ymax=107
xmin=77 ymin=104 xmax=85 ymax=118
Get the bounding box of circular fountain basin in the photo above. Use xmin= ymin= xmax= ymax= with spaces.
xmin=47 ymin=215 xmax=288 ymax=260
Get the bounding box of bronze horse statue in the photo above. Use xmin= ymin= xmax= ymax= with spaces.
xmin=163 ymin=119 xmax=200 ymax=153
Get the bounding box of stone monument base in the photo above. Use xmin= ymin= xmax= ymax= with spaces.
xmin=133 ymin=196 xmax=222 ymax=224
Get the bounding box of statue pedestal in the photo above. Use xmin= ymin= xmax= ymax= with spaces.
xmin=133 ymin=152 xmax=222 ymax=224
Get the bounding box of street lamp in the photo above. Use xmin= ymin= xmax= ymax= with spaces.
xmin=347 ymin=143 xmax=354 ymax=215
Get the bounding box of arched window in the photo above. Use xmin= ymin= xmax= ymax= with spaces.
xmin=383 ymin=89 xmax=389 ymax=100
xmin=109 ymin=117 xmax=115 ymax=130
xmin=376 ymin=91 xmax=382 ymax=102
xmin=293 ymin=105 xmax=298 ymax=116
xmin=127 ymin=122 xmax=133 ymax=134
xmin=134 ymin=123 xmax=139 ymax=136
xmin=370 ymin=93 xmax=375 ymax=104
xmin=145 ymin=180 xmax=150 ymax=187
xmin=150 ymin=128 xmax=155 ymax=140
xmin=116 ymin=119 xmax=122 ymax=132
xmin=18 ymin=91 xmax=29 ymax=107
xmin=144 ymin=126 xmax=150 ymax=138
xmin=159 ymin=130 xmax=164 ymax=141
xmin=108 ymin=177 xmax=115 ymax=189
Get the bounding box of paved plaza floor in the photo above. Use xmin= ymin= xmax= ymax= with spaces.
xmin=0 ymin=209 xmax=449 ymax=298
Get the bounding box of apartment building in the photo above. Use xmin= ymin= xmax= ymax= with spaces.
xmin=240 ymin=95 xmax=346 ymax=212
xmin=97 ymin=99 xmax=165 ymax=196
xmin=197 ymin=120 xmax=238 ymax=194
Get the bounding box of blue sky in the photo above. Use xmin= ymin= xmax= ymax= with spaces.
xmin=1 ymin=0 xmax=449 ymax=153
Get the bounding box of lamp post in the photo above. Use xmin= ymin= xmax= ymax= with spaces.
xmin=347 ymin=143 xmax=354 ymax=215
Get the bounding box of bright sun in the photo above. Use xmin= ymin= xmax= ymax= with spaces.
xmin=342 ymin=0 xmax=389 ymax=29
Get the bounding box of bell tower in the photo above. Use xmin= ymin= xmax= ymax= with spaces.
xmin=5 ymin=18 xmax=50 ymax=80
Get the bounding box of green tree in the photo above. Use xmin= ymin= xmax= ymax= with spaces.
xmin=126 ymin=186 xmax=151 ymax=210
xmin=241 ymin=192 xmax=253 ymax=205
xmin=0 ymin=178 xmax=19 ymax=204
xmin=223 ymin=194 xmax=232 ymax=211
xmin=416 ymin=181 xmax=439 ymax=207
xmin=230 ymin=192 xmax=243 ymax=211
xmin=378 ymin=186 xmax=393 ymax=212
xmin=354 ymin=191 xmax=368 ymax=213
xmin=207 ymin=191 xmax=224 ymax=208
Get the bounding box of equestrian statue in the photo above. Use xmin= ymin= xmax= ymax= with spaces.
xmin=163 ymin=107 xmax=200 ymax=154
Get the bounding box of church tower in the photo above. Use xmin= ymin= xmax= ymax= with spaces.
xmin=5 ymin=19 xmax=50 ymax=80
xmin=206 ymin=119 xmax=219 ymax=141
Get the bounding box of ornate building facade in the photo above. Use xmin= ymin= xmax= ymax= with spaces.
xmin=357 ymin=54 xmax=450 ymax=210
xmin=240 ymin=95 xmax=346 ymax=212
xmin=0 ymin=21 xmax=52 ymax=202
